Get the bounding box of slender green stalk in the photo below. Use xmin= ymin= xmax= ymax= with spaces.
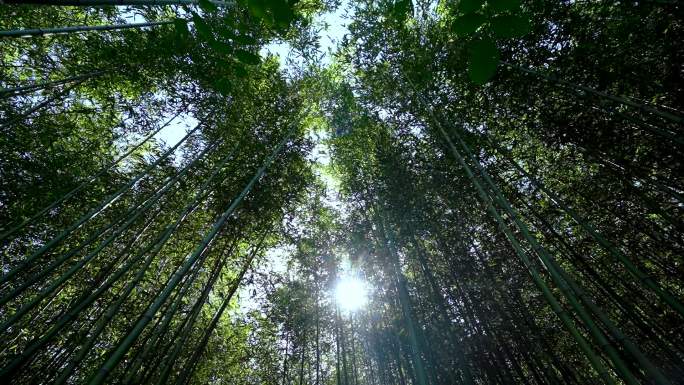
xmin=120 ymin=149 xmax=243 ymax=384
xmin=0 ymin=78 xmax=85 ymax=131
xmin=86 ymin=128 xmax=293 ymax=385
xmin=485 ymin=137 xmax=684 ymax=318
xmin=503 ymin=61 xmax=684 ymax=124
xmin=0 ymin=139 xmax=218 ymax=334
xmin=2 ymin=0 xmax=233 ymax=6
xmin=0 ymin=118 xmax=205 ymax=286
xmin=154 ymin=233 xmax=249 ymax=385
xmin=406 ymin=231 xmax=474 ymax=385
xmin=0 ymin=109 xmax=184 ymax=243
xmin=0 ymin=137 xmax=217 ymax=304
xmin=0 ymin=70 xmax=105 ymax=99
xmin=414 ymin=79 xmax=670 ymax=385
xmin=0 ymin=217 xmax=168 ymax=379
xmin=0 ymin=205 xmax=159 ymax=366
xmin=0 ymin=21 xmax=173 ymax=38
xmin=128 ymin=237 xmax=223 ymax=384
xmin=439 ymin=111 xmax=640 ymax=383
xmin=173 ymin=234 xmax=268 ymax=385
xmin=121 ymin=260 xmax=206 ymax=383
xmin=401 ymin=75 xmax=617 ymax=384
xmin=52 ymin=224 xmax=175 ymax=385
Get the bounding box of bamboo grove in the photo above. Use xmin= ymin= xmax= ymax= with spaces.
xmin=1 ymin=0 xmax=683 ymax=385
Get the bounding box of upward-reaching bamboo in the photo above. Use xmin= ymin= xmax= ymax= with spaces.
xmin=152 ymin=236 xmax=236 ymax=385
xmin=503 ymin=61 xmax=684 ymax=125
xmin=0 ymin=117 xmax=206 ymax=286
xmin=0 ymin=109 xmax=184 ymax=242
xmin=2 ymin=0 xmax=233 ymax=6
xmin=0 ymin=79 xmax=86 ymax=131
xmin=0 ymin=20 xmax=174 ymax=38
xmin=174 ymin=234 xmax=268 ymax=385
xmin=482 ymin=135 xmax=684 ymax=317
xmin=86 ymin=127 xmax=294 ymax=385
xmin=374 ymin=212 xmax=428 ymax=385
xmin=0 ymin=70 xmax=106 ymax=99
xmin=405 ymin=75 xmax=672 ymax=385
xmin=0 ymin=138 xmax=219 ymax=338
xmin=400 ymin=75 xmax=619 ymax=385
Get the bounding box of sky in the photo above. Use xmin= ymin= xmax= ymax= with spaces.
xmin=134 ymin=2 xmax=362 ymax=316
xmin=230 ymin=3 xmax=352 ymax=315
xmin=157 ymin=2 xmax=351 ymax=148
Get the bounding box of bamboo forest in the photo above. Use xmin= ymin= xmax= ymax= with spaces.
xmin=0 ymin=0 xmax=683 ymax=384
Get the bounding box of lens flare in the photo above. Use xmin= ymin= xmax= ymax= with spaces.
xmin=335 ymin=276 xmax=368 ymax=312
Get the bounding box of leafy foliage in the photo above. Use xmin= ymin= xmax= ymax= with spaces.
xmin=0 ymin=1 xmax=682 ymax=385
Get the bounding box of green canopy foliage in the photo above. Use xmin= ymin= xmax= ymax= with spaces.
xmin=0 ymin=0 xmax=682 ymax=384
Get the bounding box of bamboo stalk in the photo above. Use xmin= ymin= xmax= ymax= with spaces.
xmin=0 ymin=139 xmax=219 ymax=339
xmin=0 ymin=20 xmax=173 ymax=38
xmin=0 ymin=70 xmax=105 ymax=99
xmin=503 ymin=61 xmax=684 ymax=125
xmin=1 ymin=0 xmax=233 ymax=7
xmin=401 ymin=75 xmax=619 ymax=385
xmin=173 ymin=234 xmax=268 ymax=385
xmin=0 ymin=117 xmax=206 ymax=286
xmin=0 ymin=78 xmax=86 ymax=131
xmin=413 ymin=77 xmax=671 ymax=385
xmin=0 ymin=109 xmax=184 ymax=243
xmin=85 ymin=128 xmax=293 ymax=385
xmin=485 ymin=136 xmax=684 ymax=318
xmin=152 ymin=244 xmax=230 ymax=385
xmin=0 ymin=213 xmax=166 ymax=379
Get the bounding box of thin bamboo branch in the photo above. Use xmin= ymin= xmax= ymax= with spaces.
xmin=85 ymin=127 xmax=293 ymax=385
xmin=0 ymin=70 xmax=105 ymax=99
xmin=1 ymin=0 xmax=233 ymax=7
xmin=0 ymin=20 xmax=173 ymax=38
xmin=0 ymin=109 xmax=184 ymax=243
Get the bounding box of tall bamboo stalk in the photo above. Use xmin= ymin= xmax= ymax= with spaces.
xmin=0 ymin=20 xmax=173 ymax=38
xmin=407 ymin=76 xmax=671 ymax=385
xmin=0 ymin=78 xmax=85 ymax=131
xmin=85 ymin=128 xmax=293 ymax=385
xmin=503 ymin=61 xmax=684 ymax=124
xmin=173 ymin=234 xmax=268 ymax=385
xmin=0 ymin=109 xmax=184 ymax=243
xmin=400 ymin=75 xmax=618 ymax=384
xmin=0 ymin=70 xmax=105 ymax=99
xmin=0 ymin=139 xmax=219 ymax=338
xmin=151 ymin=238 xmax=234 ymax=385
xmin=0 ymin=117 xmax=206 ymax=286
xmin=484 ymin=136 xmax=684 ymax=317
xmin=2 ymin=0 xmax=233 ymax=6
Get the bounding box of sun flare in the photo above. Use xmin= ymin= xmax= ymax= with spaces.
xmin=335 ymin=276 xmax=368 ymax=312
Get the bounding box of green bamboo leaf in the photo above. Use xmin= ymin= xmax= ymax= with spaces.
xmin=198 ymin=0 xmax=218 ymax=12
xmin=234 ymin=65 xmax=248 ymax=78
xmin=173 ymin=18 xmax=189 ymax=46
xmin=490 ymin=15 xmax=531 ymax=38
xmin=208 ymin=39 xmax=233 ymax=55
xmin=487 ymin=0 xmax=521 ymax=12
xmin=453 ymin=13 xmax=486 ymax=36
xmin=246 ymin=0 xmax=268 ymax=19
xmin=234 ymin=49 xmax=261 ymax=65
xmin=191 ymin=12 xmax=213 ymax=40
xmin=215 ymin=78 xmax=232 ymax=95
xmin=458 ymin=0 xmax=485 ymax=13
xmin=234 ymin=35 xmax=258 ymax=45
xmin=173 ymin=18 xmax=189 ymax=36
xmin=468 ymin=38 xmax=500 ymax=84
xmin=217 ymin=27 xmax=236 ymax=40
xmin=393 ymin=0 xmax=413 ymax=20
xmin=270 ymin=0 xmax=296 ymax=27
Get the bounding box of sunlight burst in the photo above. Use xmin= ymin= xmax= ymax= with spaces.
xmin=335 ymin=276 xmax=368 ymax=312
